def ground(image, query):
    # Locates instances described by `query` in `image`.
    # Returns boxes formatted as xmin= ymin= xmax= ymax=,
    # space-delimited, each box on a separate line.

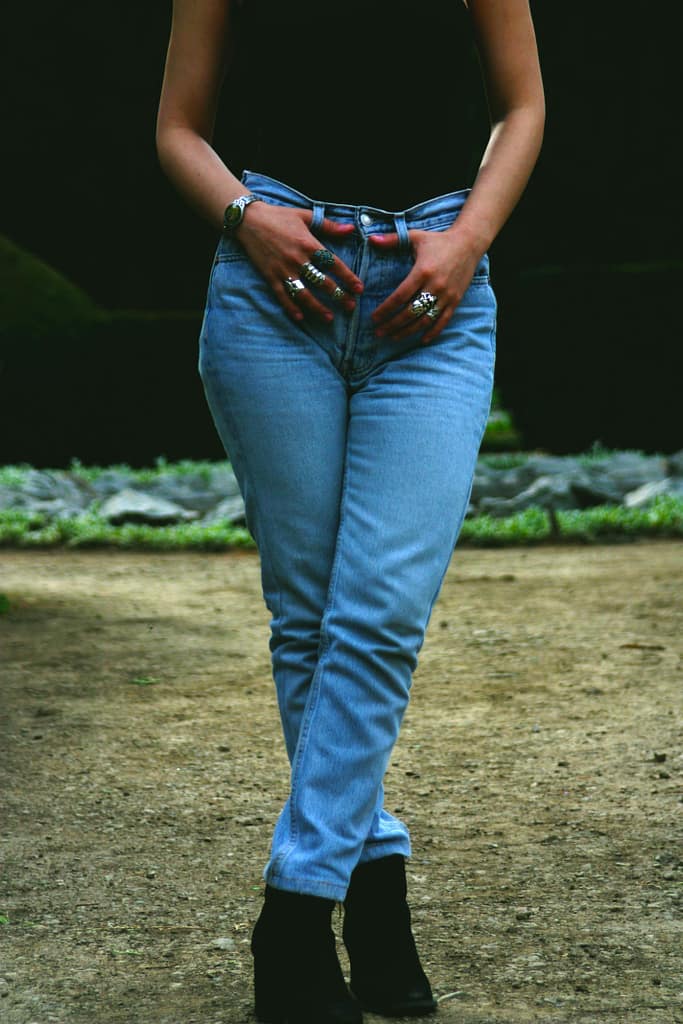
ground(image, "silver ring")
xmin=301 ymin=262 xmax=327 ymax=287
xmin=331 ymin=286 xmax=347 ymax=303
xmin=425 ymin=306 xmax=440 ymax=320
xmin=410 ymin=290 xmax=438 ymax=317
xmin=312 ymin=249 xmax=335 ymax=269
xmin=284 ymin=277 xmax=306 ymax=298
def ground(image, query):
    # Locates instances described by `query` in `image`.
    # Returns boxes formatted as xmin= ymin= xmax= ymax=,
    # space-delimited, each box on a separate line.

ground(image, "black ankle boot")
xmin=343 ymin=855 xmax=437 ymax=1017
xmin=251 ymin=884 xmax=362 ymax=1024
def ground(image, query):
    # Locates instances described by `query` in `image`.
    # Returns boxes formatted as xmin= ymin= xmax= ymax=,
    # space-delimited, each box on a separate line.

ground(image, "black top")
xmin=229 ymin=0 xmax=489 ymax=211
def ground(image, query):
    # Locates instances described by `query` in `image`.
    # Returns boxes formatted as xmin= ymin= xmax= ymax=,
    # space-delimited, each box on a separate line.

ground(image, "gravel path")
xmin=1 ymin=542 xmax=682 ymax=1023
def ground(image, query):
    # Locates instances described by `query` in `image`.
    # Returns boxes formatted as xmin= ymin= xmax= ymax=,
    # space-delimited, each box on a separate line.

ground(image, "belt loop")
xmin=393 ymin=212 xmax=410 ymax=254
xmin=311 ymin=201 xmax=326 ymax=233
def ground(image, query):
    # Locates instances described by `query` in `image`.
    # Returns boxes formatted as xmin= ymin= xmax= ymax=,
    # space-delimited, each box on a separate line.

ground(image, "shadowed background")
xmin=1 ymin=3 xmax=681 ymax=465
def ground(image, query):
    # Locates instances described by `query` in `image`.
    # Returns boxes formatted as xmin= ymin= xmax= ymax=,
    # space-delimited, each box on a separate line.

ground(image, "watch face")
xmin=225 ymin=203 xmax=242 ymax=230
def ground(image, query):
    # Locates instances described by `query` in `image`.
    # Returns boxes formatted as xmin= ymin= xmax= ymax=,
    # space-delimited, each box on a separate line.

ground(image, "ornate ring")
xmin=312 ymin=249 xmax=335 ymax=269
xmin=331 ymin=286 xmax=347 ymax=303
xmin=410 ymin=291 xmax=438 ymax=317
xmin=425 ymin=306 xmax=440 ymax=320
xmin=301 ymin=262 xmax=327 ymax=287
xmin=284 ymin=277 xmax=306 ymax=299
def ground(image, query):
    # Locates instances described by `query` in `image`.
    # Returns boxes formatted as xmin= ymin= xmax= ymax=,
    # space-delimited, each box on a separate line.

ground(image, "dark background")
xmin=1 ymin=2 xmax=681 ymax=465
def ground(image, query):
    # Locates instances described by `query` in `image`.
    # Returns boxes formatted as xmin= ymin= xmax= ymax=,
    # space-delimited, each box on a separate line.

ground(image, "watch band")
xmin=222 ymin=194 xmax=264 ymax=235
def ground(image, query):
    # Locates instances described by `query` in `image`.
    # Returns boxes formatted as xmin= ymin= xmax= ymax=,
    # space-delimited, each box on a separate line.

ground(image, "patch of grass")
xmin=459 ymin=495 xmax=683 ymax=546
xmin=0 ymin=508 xmax=253 ymax=550
xmin=130 ymin=676 xmax=159 ymax=686
xmin=478 ymin=452 xmax=531 ymax=470
xmin=0 ymin=593 xmax=10 ymax=614
xmin=0 ymin=913 xmax=10 ymax=925
xmin=1 ymin=497 xmax=682 ymax=549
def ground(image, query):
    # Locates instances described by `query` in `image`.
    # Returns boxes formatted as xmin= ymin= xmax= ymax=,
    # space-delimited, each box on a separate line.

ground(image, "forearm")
xmin=156 ymin=126 xmax=247 ymax=233
xmin=450 ymin=102 xmax=545 ymax=258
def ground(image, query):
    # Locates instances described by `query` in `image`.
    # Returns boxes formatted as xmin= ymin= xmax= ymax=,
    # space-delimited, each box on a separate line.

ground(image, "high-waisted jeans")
xmin=198 ymin=170 xmax=497 ymax=901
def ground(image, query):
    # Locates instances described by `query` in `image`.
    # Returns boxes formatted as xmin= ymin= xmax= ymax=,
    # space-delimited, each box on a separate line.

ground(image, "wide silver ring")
xmin=410 ymin=290 xmax=439 ymax=317
xmin=331 ymin=286 xmax=347 ymax=303
xmin=312 ymin=249 xmax=335 ymax=270
xmin=301 ymin=262 xmax=327 ymax=287
xmin=284 ymin=277 xmax=306 ymax=299
xmin=425 ymin=306 xmax=440 ymax=320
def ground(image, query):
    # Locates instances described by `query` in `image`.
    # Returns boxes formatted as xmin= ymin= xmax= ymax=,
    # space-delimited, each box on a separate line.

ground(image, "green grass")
xmin=1 ymin=496 xmax=681 ymax=550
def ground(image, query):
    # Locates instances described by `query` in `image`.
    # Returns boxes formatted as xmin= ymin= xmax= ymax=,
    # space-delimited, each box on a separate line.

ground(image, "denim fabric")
xmin=198 ymin=170 xmax=497 ymax=901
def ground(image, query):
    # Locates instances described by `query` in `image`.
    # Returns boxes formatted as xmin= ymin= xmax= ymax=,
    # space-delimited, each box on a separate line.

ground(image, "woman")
xmin=156 ymin=1 xmax=544 ymax=1020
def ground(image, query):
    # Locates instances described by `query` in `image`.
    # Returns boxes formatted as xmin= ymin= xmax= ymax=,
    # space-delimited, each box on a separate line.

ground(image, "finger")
xmin=273 ymin=281 xmax=306 ymax=323
xmin=372 ymin=267 xmax=425 ymax=327
xmin=275 ymin=278 xmax=334 ymax=324
xmin=315 ymin=219 xmax=364 ymax=295
xmin=320 ymin=217 xmax=356 ymax=237
xmin=420 ymin=306 xmax=453 ymax=345
xmin=368 ymin=232 xmax=400 ymax=249
xmin=303 ymin=253 xmax=358 ymax=309
xmin=383 ymin=296 xmax=446 ymax=341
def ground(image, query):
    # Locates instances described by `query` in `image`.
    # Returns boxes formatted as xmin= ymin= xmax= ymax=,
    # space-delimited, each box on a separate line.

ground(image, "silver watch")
xmin=222 ymin=194 xmax=264 ymax=235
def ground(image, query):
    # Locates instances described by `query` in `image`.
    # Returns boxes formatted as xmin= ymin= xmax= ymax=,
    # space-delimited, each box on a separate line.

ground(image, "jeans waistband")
xmin=241 ymin=169 xmax=471 ymax=251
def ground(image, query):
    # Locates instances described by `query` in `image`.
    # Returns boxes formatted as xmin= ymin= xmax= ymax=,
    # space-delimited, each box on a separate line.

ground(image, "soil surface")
xmin=1 ymin=542 xmax=682 ymax=1024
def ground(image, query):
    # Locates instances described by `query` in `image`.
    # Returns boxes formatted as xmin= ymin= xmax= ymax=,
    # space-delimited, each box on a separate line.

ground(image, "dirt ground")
xmin=1 ymin=541 xmax=682 ymax=1024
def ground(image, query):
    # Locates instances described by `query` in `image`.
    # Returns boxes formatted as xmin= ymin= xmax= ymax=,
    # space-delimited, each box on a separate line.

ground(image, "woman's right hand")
xmin=236 ymin=201 xmax=364 ymax=323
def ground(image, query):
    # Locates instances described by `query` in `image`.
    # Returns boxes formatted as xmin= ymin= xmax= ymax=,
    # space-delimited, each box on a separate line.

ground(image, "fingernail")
xmin=324 ymin=312 xmax=334 ymax=322
xmin=354 ymin=283 xmax=364 ymax=293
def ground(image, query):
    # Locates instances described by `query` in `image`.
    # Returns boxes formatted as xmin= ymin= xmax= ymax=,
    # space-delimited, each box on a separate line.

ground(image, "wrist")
xmin=444 ymin=216 xmax=492 ymax=262
xmin=222 ymin=194 xmax=264 ymax=236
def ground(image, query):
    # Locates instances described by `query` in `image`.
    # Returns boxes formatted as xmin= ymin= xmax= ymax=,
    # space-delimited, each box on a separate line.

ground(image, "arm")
xmin=155 ymin=0 xmax=363 ymax=320
xmin=451 ymin=0 xmax=546 ymax=255
xmin=371 ymin=0 xmax=545 ymax=342
xmin=155 ymin=0 xmax=244 ymax=231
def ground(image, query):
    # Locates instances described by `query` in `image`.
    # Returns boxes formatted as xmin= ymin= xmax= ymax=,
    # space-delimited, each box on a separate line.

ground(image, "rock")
xmin=201 ymin=495 xmax=246 ymax=526
xmin=209 ymin=937 xmax=235 ymax=951
xmin=624 ymin=478 xmax=683 ymax=508
xmin=147 ymin=477 xmax=226 ymax=513
xmin=98 ymin=488 xmax=200 ymax=525
xmin=594 ymin=452 xmax=668 ymax=494
xmin=87 ymin=470 xmax=138 ymax=497
xmin=479 ymin=475 xmax=580 ymax=517
xmin=21 ymin=469 xmax=91 ymax=508
xmin=207 ymin=465 xmax=241 ymax=496
xmin=0 ymin=484 xmax=22 ymax=510
xmin=569 ymin=474 xmax=624 ymax=507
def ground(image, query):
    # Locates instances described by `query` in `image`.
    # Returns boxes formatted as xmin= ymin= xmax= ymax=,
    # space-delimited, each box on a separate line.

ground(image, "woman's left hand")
xmin=369 ymin=228 xmax=483 ymax=345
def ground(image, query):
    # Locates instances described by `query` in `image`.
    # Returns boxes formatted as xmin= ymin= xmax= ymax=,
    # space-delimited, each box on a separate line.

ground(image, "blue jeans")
xmin=198 ymin=170 xmax=497 ymax=901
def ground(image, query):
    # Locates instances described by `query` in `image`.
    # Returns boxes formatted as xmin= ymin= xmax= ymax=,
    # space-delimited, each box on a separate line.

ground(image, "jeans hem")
xmin=264 ymin=869 xmax=349 ymax=903
xmin=356 ymin=841 xmax=412 ymax=866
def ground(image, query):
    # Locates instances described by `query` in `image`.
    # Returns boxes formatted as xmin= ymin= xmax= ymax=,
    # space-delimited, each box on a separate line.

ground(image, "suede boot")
xmin=343 ymin=855 xmax=437 ymax=1017
xmin=251 ymin=884 xmax=362 ymax=1024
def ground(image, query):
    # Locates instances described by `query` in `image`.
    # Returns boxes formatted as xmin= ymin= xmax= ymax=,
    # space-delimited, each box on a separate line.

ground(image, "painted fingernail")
xmin=354 ymin=283 xmax=364 ymax=293
xmin=324 ymin=312 xmax=334 ymax=322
